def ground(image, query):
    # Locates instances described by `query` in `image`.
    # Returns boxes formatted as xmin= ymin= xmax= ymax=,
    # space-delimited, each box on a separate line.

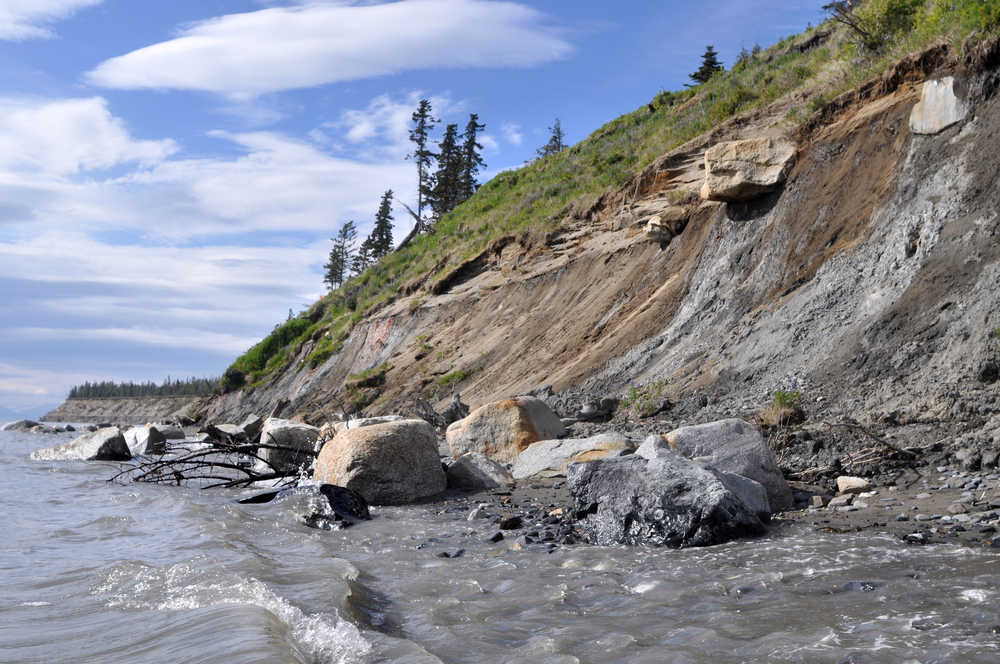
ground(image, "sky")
xmin=0 ymin=0 xmax=824 ymax=417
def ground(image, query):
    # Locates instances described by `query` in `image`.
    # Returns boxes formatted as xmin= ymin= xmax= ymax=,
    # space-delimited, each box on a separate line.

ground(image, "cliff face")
xmin=199 ymin=47 xmax=1000 ymax=439
xmin=42 ymin=396 xmax=199 ymax=425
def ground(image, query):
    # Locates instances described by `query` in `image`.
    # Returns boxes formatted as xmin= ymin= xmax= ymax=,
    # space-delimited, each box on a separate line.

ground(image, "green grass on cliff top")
xmin=226 ymin=1 xmax=999 ymax=391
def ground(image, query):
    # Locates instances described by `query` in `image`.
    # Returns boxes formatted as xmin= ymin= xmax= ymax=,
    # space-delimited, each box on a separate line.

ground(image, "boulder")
xmin=447 ymin=453 xmax=514 ymax=490
xmin=2 ymin=419 xmax=40 ymax=432
xmin=512 ymin=433 xmax=635 ymax=480
xmin=30 ymin=425 xmax=58 ymax=434
xmin=239 ymin=414 xmax=264 ymax=442
xmin=716 ymin=470 xmax=771 ymax=521
xmin=154 ymin=423 xmax=185 ymax=440
xmin=637 ymin=419 xmax=793 ymax=510
xmin=447 ymin=396 xmax=565 ymax=463
xmin=314 ymin=419 xmax=445 ymax=505
xmin=123 ymin=425 xmax=167 ymax=455
xmin=567 ymin=450 xmax=767 ymax=548
xmin=910 ymin=76 xmax=967 ymax=135
xmin=30 ymin=427 xmax=131 ymax=461
xmin=836 ymin=475 xmax=870 ymax=494
xmin=700 ymin=138 xmax=796 ymax=202
xmin=259 ymin=418 xmax=321 ymax=472
xmin=239 ymin=484 xmax=370 ymax=530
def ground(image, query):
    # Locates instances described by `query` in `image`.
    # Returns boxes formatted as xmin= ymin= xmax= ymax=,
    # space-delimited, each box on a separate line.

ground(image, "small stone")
xmin=487 ymin=531 xmax=504 ymax=543
xmin=828 ymin=495 xmax=853 ymax=508
xmin=896 ymin=514 xmax=910 ymax=522
xmin=916 ymin=493 xmax=932 ymax=500
xmin=499 ymin=515 xmax=523 ymax=530
xmin=915 ymin=514 xmax=933 ymax=521
xmin=811 ymin=495 xmax=827 ymax=508
xmin=948 ymin=503 xmax=969 ymax=514
xmin=853 ymin=501 xmax=869 ymax=509
xmin=548 ymin=507 xmax=564 ymax=517
xmin=837 ymin=505 xmax=860 ymax=513
xmin=467 ymin=503 xmax=491 ymax=520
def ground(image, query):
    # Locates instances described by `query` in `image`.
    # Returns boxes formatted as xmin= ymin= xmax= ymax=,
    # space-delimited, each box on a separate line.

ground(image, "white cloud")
xmin=0 ymin=97 xmax=177 ymax=175
xmin=0 ymin=0 xmax=101 ymax=40
xmin=501 ymin=122 xmax=523 ymax=146
xmin=87 ymin=0 xmax=572 ymax=97
xmin=335 ymin=91 xmax=456 ymax=159
xmin=480 ymin=134 xmax=499 ymax=152
xmin=0 ymin=363 xmax=93 ymax=409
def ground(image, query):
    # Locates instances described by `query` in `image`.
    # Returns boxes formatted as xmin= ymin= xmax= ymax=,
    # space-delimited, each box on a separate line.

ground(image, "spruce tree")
xmin=407 ymin=99 xmax=438 ymax=229
xmin=689 ymin=45 xmax=724 ymax=85
xmin=429 ymin=123 xmax=462 ymax=221
xmin=459 ymin=113 xmax=486 ymax=201
xmin=370 ymin=189 xmax=394 ymax=259
xmin=323 ymin=220 xmax=357 ymax=290
xmin=351 ymin=236 xmax=374 ymax=276
xmin=536 ymin=118 xmax=565 ymax=158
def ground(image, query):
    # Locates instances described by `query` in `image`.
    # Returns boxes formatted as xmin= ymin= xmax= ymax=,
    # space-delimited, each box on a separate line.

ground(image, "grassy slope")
xmin=223 ymin=0 xmax=999 ymax=394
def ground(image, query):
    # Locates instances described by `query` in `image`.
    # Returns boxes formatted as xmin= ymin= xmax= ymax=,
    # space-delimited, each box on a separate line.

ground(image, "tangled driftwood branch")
xmin=108 ymin=440 xmax=318 ymax=490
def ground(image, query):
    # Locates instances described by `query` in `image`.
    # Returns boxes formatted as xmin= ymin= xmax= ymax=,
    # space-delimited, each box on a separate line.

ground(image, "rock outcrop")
xmin=259 ymin=418 xmax=321 ymax=472
xmin=644 ymin=207 xmax=689 ymax=243
xmin=910 ymin=76 xmax=967 ymax=134
xmin=636 ymin=419 xmax=793 ymax=510
xmin=446 ymin=452 xmax=514 ymax=490
xmin=512 ymin=432 xmax=635 ymax=479
xmin=567 ymin=450 xmax=767 ymax=547
xmin=2 ymin=420 xmax=40 ymax=432
xmin=700 ymin=137 xmax=796 ymax=201
xmin=30 ymin=427 xmax=131 ymax=461
xmin=314 ymin=419 xmax=445 ymax=505
xmin=447 ymin=396 xmax=565 ymax=463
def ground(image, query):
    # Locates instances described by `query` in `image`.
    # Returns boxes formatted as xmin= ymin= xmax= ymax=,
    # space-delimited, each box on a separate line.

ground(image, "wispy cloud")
xmin=87 ymin=0 xmax=573 ymax=97
xmin=0 ymin=0 xmax=101 ymax=40
xmin=501 ymin=122 xmax=523 ymax=146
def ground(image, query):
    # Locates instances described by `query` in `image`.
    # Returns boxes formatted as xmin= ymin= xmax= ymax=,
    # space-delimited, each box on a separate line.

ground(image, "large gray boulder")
xmin=123 ymin=425 xmax=167 ymax=455
xmin=447 ymin=453 xmax=514 ymax=491
xmin=567 ymin=451 xmax=766 ymax=548
xmin=347 ymin=415 xmax=405 ymax=429
xmin=259 ymin=418 xmax=321 ymax=472
xmin=314 ymin=419 xmax=445 ymax=505
xmin=447 ymin=396 xmax=565 ymax=463
xmin=239 ymin=414 xmax=264 ymax=442
xmin=637 ymin=419 xmax=793 ymax=510
xmin=910 ymin=76 xmax=966 ymax=135
xmin=700 ymin=138 xmax=796 ymax=202
xmin=30 ymin=427 xmax=131 ymax=461
xmin=512 ymin=432 xmax=635 ymax=480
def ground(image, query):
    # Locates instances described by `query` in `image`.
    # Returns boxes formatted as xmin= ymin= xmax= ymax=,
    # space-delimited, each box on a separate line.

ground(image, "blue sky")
xmin=0 ymin=0 xmax=823 ymax=416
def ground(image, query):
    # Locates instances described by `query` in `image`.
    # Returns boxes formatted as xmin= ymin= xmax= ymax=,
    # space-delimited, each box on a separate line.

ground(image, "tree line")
xmin=68 ymin=376 xmax=219 ymax=399
xmin=323 ymin=99 xmax=489 ymax=290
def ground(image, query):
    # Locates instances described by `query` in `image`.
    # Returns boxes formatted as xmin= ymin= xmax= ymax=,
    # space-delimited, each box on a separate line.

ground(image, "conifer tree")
xmin=459 ymin=113 xmax=486 ymax=200
xmin=407 ymin=99 xmax=438 ymax=230
xmin=689 ymin=45 xmax=724 ymax=85
xmin=429 ymin=123 xmax=463 ymax=221
xmin=323 ymin=220 xmax=357 ymax=290
xmin=536 ymin=118 xmax=565 ymax=158
xmin=370 ymin=189 xmax=394 ymax=259
xmin=351 ymin=236 xmax=374 ymax=276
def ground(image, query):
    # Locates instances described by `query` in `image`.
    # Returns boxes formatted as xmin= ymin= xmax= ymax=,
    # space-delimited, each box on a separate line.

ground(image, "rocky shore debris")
xmin=30 ymin=426 xmax=132 ymax=461
xmin=447 ymin=396 xmax=565 ymax=463
xmin=2 ymin=420 xmax=76 ymax=434
xmin=239 ymin=483 xmax=371 ymax=530
xmin=314 ymin=418 xmax=445 ymax=505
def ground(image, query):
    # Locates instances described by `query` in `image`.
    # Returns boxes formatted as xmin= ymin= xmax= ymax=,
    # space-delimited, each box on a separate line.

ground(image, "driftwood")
xmin=108 ymin=438 xmax=318 ymax=490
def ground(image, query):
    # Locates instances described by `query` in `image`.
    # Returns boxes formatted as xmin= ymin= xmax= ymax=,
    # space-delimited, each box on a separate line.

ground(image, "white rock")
xmin=910 ymin=77 xmax=967 ymax=135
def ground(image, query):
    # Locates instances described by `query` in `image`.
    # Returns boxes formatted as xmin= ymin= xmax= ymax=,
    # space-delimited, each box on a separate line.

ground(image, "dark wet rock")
xmin=2 ymin=420 xmax=40 ymax=432
xmin=203 ymin=423 xmax=248 ymax=444
xmin=487 ymin=531 xmax=504 ymax=543
xmin=239 ymin=483 xmax=370 ymax=529
xmin=29 ymin=426 xmax=131 ymax=461
xmin=436 ymin=549 xmax=465 ymax=558
xmin=239 ymin=414 xmax=263 ymax=442
xmin=499 ymin=515 xmax=523 ymax=530
xmin=567 ymin=450 xmax=766 ymax=548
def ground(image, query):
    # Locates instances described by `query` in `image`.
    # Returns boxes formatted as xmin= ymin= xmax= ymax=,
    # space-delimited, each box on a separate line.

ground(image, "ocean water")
xmin=3 ymin=426 xmax=1000 ymax=664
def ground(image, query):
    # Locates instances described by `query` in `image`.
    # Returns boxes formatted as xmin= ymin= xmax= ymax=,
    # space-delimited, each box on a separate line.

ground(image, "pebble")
xmin=915 ymin=514 xmax=933 ymax=521
xmin=837 ymin=506 xmax=860 ymax=513
xmin=895 ymin=514 xmax=910 ymax=522
xmin=486 ymin=531 xmax=504 ymax=543
xmin=828 ymin=495 xmax=853 ymax=508
xmin=916 ymin=493 xmax=932 ymax=500
xmin=467 ymin=504 xmax=491 ymax=520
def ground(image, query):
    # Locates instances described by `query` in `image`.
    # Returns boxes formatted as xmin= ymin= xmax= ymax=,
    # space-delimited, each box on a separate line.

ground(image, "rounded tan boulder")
xmin=700 ymin=138 xmax=796 ymax=202
xmin=313 ymin=418 xmax=445 ymax=505
xmin=446 ymin=395 xmax=565 ymax=464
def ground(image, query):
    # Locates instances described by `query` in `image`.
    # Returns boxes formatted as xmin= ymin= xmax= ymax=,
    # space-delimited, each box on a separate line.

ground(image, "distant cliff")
xmin=42 ymin=396 xmax=202 ymax=425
